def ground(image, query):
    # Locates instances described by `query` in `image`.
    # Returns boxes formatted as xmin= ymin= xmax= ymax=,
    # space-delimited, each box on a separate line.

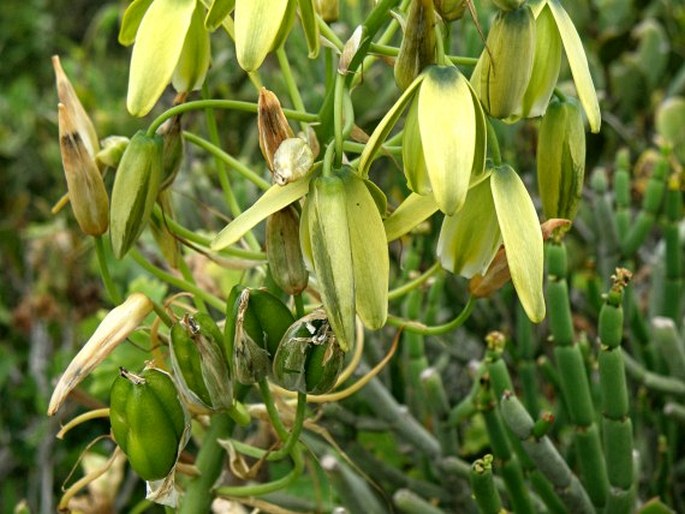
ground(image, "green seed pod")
xmin=434 ymin=0 xmax=466 ymax=21
xmin=394 ymin=0 xmax=437 ymax=91
xmin=536 ymin=99 xmax=586 ymax=221
xmin=228 ymin=287 xmax=295 ymax=384
xmin=109 ymin=367 xmax=186 ymax=481
xmin=169 ymin=313 xmax=233 ymax=413
xmin=149 ymin=190 xmax=181 ymax=269
xmin=266 ymin=207 xmax=309 ymax=295
xmin=470 ymin=5 xmax=536 ymax=119
xmin=110 ymin=130 xmax=163 ymax=259
xmin=272 ymin=310 xmax=345 ymax=394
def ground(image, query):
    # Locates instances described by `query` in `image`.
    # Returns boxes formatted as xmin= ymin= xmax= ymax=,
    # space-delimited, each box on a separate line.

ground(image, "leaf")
xmin=491 ymin=165 xmax=546 ymax=322
xmin=419 ymin=66 xmax=476 ymax=215
xmin=548 ymin=0 xmax=601 ymax=133
xmin=384 ymin=193 xmax=439 ymax=242
xmin=211 ymin=177 xmax=312 ymax=250
xmin=234 ymin=0 xmax=290 ymax=71
xmin=342 ymin=171 xmax=388 ymax=329
xmin=298 ymin=0 xmax=320 ymax=59
xmin=118 ymin=0 xmax=154 ymax=46
xmin=172 ymin=3 xmax=211 ymax=93
xmin=358 ymin=74 xmax=424 ymax=177
xmin=437 ymin=177 xmax=501 ymax=278
xmin=402 ymin=97 xmax=431 ymax=195
xmin=127 ymin=0 xmax=196 ymax=116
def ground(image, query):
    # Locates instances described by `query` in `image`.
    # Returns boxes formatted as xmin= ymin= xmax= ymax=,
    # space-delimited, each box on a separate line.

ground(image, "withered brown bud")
xmin=258 ymin=88 xmax=294 ymax=171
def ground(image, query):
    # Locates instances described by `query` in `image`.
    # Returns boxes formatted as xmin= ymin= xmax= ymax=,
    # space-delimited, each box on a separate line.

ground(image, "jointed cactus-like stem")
xmin=500 ymin=391 xmax=595 ymax=514
xmin=597 ymin=268 xmax=636 ymax=513
xmin=662 ymin=172 xmax=683 ymax=321
xmin=546 ymin=240 xmax=609 ymax=509
xmin=470 ymin=455 xmax=504 ymax=514
xmin=516 ymin=303 xmax=541 ymax=419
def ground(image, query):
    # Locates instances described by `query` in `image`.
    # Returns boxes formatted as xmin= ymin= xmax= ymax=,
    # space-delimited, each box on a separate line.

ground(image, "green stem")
xmin=146 ymin=99 xmax=318 ymax=136
xmin=317 ymin=14 xmax=344 ymax=50
xmin=258 ymin=379 xmax=288 ymax=439
xmin=388 ymin=262 xmax=441 ymax=301
xmin=182 ymin=131 xmax=271 ymax=191
xmin=386 ymin=296 xmax=475 ymax=335
xmin=152 ymin=205 xmax=266 ymax=260
xmin=269 ymin=391 xmax=307 ymax=461
xmin=177 ymin=254 xmax=207 ymax=313
xmin=94 ymin=236 xmax=121 ymax=305
xmin=294 ymin=293 xmax=305 ymax=318
xmin=129 ymin=248 xmax=225 ymax=312
xmin=486 ymin=119 xmax=502 ymax=166
xmin=333 ymin=72 xmax=346 ymax=168
xmin=368 ymin=43 xmax=479 ymax=67
xmin=276 ymin=48 xmax=307 ymax=128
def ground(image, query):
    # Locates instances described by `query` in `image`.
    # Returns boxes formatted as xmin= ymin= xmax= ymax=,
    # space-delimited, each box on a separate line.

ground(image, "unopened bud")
xmin=96 ymin=136 xmax=130 ymax=169
xmin=394 ymin=0 xmax=437 ymax=91
xmin=434 ymin=0 xmax=466 ymax=21
xmin=273 ymin=138 xmax=314 ymax=185
xmin=266 ymin=207 xmax=309 ymax=294
xmin=110 ymin=130 xmax=163 ymax=259
xmin=315 ymin=0 xmax=339 ymax=22
xmin=157 ymin=114 xmax=184 ymax=190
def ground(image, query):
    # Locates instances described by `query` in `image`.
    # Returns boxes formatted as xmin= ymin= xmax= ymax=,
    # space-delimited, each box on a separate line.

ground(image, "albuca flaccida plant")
xmin=45 ymin=0 xmax=685 ymax=512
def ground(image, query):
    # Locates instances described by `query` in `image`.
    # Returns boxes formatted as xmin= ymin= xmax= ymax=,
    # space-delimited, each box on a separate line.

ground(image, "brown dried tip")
xmin=258 ymin=88 xmax=294 ymax=171
xmin=469 ymin=218 xmax=571 ymax=298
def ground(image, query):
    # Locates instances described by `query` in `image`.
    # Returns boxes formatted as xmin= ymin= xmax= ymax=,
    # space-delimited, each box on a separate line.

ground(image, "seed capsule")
xmin=169 ymin=313 xmax=233 ymax=413
xmin=394 ymin=0 xmax=437 ymax=91
xmin=109 ymin=367 xmax=187 ymax=481
xmin=266 ymin=207 xmax=309 ymax=295
xmin=272 ymin=310 xmax=345 ymax=394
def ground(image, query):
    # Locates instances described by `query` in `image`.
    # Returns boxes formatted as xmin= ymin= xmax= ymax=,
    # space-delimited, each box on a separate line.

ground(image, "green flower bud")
xmin=315 ymin=0 xmax=339 ymax=22
xmin=169 ymin=313 xmax=233 ymax=413
xmin=266 ymin=207 xmax=309 ymax=295
xmin=149 ymin=190 xmax=181 ymax=269
xmin=394 ymin=0 xmax=437 ymax=91
xmin=227 ymin=286 xmax=295 ymax=384
xmin=470 ymin=6 xmax=536 ymax=119
xmin=110 ymin=130 xmax=163 ymax=259
xmin=109 ymin=367 xmax=187 ymax=481
xmin=96 ymin=136 xmax=130 ymax=170
xmin=272 ymin=310 xmax=345 ymax=394
xmin=536 ymin=99 xmax=586 ymax=221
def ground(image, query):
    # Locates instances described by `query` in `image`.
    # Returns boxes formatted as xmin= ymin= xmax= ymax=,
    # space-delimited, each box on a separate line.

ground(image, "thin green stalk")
xmin=182 ymin=131 xmax=271 ymax=191
xmin=258 ymin=379 xmax=288 ymax=439
xmin=486 ymin=120 xmax=502 ymax=166
xmin=201 ymin=86 xmax=261 ymax=252
xmin=276 ymin=48 xmax=307 ymax=130
xmin=333 ymin=72 xmax=346 ymax=168
xmin=177 ymin=253 xmax=207 ymax=313
xmin=146 ymin=99 xmax=318 ymax=136
xmin=152 ymin=205 xmax=266 ymax=260
xmin=94 ymin=236 xmax=121 ymax=305
xmin=367 ymin=42 xmax=479 ymax=67
xmin=129 ymin=248 xmax=225 ymax=311
xmin=214 ymin=447 xmax=305 ymax=497
xmin=268 ymin=391 xmax=307 ymax=461
xmin=388 ymin=262 xmax=441 ymax=301
xmin=294 ymin=293 xmax=305 ymax=318
xmin=317 ymin=15 xmax=344 ymax=50
xmin=386 ymin=296 xmax=475 ymax=335
xmin=178 ymin=412 xmax=237 ymax=513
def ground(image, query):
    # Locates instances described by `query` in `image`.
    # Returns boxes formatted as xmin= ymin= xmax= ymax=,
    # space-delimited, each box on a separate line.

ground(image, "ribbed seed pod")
xmin=537 ymin=99 xmax=586 ymax=221
xmin=109 ymin=367 xmax=187 ymax=481
xmin=169 ymin=313 xmax=233 ymax=413
xmin=110 ymin=130 xmax=163 ymax=259
xmin=157 ymin=114 xmax=184 ymax=191
xmin=394 ymin=0 xmax=436 ymax=91
xmin=272 ymin=309 xmax=345 ymax=394
xmin=228 ymin=286 xmax=295 ymax=384
xmin=266 ymin=206 xmax=309 ymax=295
xmin=470 ymin=5 xmax=536 ymax=119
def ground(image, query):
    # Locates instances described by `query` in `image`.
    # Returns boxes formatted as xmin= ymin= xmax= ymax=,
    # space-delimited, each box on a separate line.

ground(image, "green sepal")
xmin=118 ymin=0 xmax=154 ymax=46
xmin=172 ymin=2 xmax=211 ymax=93
xmin=298 ymin=0 xmax=320 ymax=58
xmin=205 ymin=0 xmax=235 ymax=32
